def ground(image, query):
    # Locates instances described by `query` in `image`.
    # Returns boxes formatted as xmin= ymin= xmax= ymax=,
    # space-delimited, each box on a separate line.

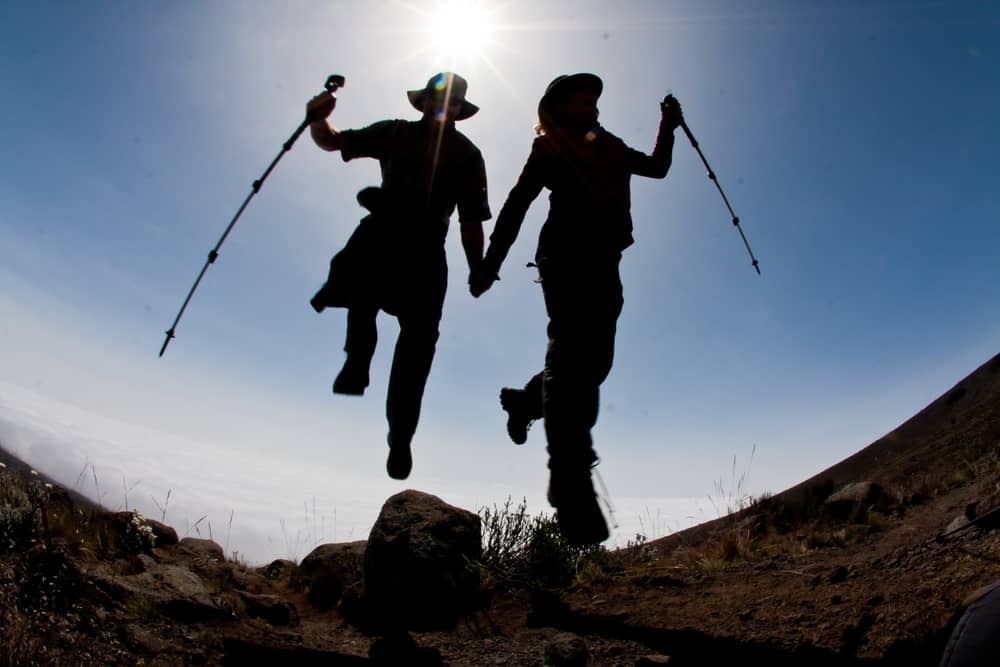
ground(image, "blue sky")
xmin=1 ymin=1 xmax=998 ymax=563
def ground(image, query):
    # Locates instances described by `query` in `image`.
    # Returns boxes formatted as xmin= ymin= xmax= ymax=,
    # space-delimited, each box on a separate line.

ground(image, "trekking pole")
xmin=159 ymin=74 xmax=346 ymax=357
xmin=670 ymin=97 xmax=760 ymax=275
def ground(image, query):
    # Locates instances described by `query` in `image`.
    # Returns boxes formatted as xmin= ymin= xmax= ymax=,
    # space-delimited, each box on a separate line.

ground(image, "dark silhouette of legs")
xmin=384 ymin=311 xmax=440 ymax=479
xmin=334 ymin=305 xmax=378 ymax=395
xmin=383 ymin=252 xmax=447 ymax=480
xmin=535 ymin=258 xmax=623 ymax=545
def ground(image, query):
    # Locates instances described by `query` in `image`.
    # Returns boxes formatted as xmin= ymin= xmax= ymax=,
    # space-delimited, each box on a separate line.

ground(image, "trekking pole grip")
xmin=325 ymin=74 xmax=346 ymax=93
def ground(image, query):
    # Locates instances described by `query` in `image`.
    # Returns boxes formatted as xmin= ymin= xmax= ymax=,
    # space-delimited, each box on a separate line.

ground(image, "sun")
xmin=420 ymin=0 xmax=502 ymax=65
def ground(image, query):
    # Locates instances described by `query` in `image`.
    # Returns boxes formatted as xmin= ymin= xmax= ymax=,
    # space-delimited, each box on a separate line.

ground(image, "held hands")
xmin=660 ymin=94 xmax=683 ymax=130
xmin=468 ymin=261 xmax=498 ymax=298
xmin=306 ymin=91 xmax=337 ymax=122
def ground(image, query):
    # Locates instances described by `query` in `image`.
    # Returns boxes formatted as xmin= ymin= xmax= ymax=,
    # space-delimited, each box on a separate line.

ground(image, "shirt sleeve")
xmin=457 ymin=149 xmax=492 ymax=225
xmin=626 ymin=120 xmax=675 ymax=178
xmin=483 ymin=138 xmax=548 ymax=272
xmin=339 ymin=119 xmax=399 ymax=162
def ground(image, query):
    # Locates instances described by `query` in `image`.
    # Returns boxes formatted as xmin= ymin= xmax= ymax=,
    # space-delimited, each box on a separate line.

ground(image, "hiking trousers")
xmin=519 ymin=257 xmax=624 ymax=475
xmin=343 ymin=247 xmax=447 ymax=444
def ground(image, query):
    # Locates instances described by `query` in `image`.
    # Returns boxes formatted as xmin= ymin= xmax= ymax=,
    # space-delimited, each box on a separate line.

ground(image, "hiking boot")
xmin=500 ymin=387 xmax=535 ymax=445
xmin=333 ymin=357 xmax=370 ymax=396
xmin=309 ymin=287 xmax=329 ymax=313
xmin=386 ymin=432 xmax=412 ymax=480
xmin=548 ymin=469 xmax=609 ymax=546
xmin=556 ymin=502 xmax=609 ymax=546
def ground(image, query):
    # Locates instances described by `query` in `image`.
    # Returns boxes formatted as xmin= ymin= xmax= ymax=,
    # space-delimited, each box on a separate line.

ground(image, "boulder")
xmin=240 ymin=591 xmax=298 ymax=626
xmin=145 ymin=519 xmax=178 ymax=547
xmin=297 ymin=540 xmax=367 ymax=610
xmin=132 ymin=565 xmax=227 ymax=622
xmin=824 ymin=481 xmax=892 ymax=520
xmin=178 ymin=537 xmax=225 ymax=563
xmin=364 ymin=490 xmax=482 ymax=631
xmin=940 ymin=580 xmax=1000 ymax=666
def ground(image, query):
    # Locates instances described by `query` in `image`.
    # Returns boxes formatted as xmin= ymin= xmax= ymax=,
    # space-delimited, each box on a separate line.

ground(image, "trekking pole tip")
xmin=159 ymin=329 xmax=175 ymax=357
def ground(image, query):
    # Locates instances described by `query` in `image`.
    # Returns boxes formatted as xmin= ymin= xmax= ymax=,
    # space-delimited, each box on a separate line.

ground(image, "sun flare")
xmin=422 ymin=0 xmax=500 ymax=64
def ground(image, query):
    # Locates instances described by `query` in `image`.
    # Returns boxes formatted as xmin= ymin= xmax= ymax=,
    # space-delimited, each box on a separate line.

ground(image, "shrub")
xmin=0 ymin=466 xmax=51 ymax=552
xmin=478 ymin=497 xmax=606 ymax=591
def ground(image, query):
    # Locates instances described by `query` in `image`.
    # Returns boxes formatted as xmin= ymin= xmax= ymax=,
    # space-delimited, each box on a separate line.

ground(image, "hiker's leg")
xmin=344 ymin=304 xmax=378 ymax=363
xmin=386 ymin=313 xmax=440 ymax=443
xmin=582 ymin=264 xmax=625 ymax=403
xmin=334 ymin=304 xmax=378 ymax=395
xmin=522 ymin=372 xmax=545 ymax=415
xmin=537 ymin=260 xmax=622 ymax=545
xmin=539 ymin=264 xmax=620 ymax=470
xmin=542 ymin=336 xmax=598 ymax=470
xmin=385 ymin=258 xmax=447 ymax=446
xmin=543 ymin=331 xmax=607 ymax=546
xmin=544 ymin=260 xmax=624 ymax=454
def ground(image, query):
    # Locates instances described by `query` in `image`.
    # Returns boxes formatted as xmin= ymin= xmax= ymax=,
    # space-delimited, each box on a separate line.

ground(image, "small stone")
xmin=944 ymin=515 xmax=971 ymax=536
xmin=544 ymin=632 xmax=588 ymax=666
xmin=828 ymin=566 xmax=849 ymax=583
xmin=636 ymin=656 xmax=671 ymax=666
xmin=258 ymin=559 xmax=296 ymax=579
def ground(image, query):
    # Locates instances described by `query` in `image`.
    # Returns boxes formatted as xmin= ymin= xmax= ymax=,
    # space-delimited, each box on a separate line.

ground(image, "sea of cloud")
xmin=0 ymin=381 xmax=708 ymax=564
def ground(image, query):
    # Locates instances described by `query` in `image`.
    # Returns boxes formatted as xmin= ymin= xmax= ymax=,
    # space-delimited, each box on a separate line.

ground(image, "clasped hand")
xmin=468 ymin=263 xmax=498 ymax=298
xmin=307 ymin=92 xmax=336 ymax=121
xmin=660 ymin=94 xmax=683 ymax=130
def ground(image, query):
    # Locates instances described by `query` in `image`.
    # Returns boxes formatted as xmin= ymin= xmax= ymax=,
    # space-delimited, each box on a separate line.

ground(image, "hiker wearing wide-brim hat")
xmin=305 ymin=74 xmax=491 ymax=481
xmin=536 ymin=72 xmax=604 ymax=135
xmin=406 ymin=72 xmax=480 ymax=121
xmin=469 ymin=73 xmax=685 ymax=547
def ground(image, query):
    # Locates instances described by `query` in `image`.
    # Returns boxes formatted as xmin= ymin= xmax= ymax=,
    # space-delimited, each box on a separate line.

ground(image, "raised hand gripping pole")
xmin=675 ymin=107 xmax=760 ymax=275
xmin=159 ymin=74 xmax=346 ymax=357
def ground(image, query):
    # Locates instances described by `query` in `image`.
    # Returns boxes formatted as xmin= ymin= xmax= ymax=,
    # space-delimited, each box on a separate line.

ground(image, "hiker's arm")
xmin=629 ymin=95 xmax=681 ymax=178
xmin=307 ymin=92 xmax=345 ymax=152
xmin=460 ymin=222 xmax=485 ymax=273
xmin=457 ymin=152 xmax=492 ymax=292
xmin=483 ymin=142 xmax=546 ymax=272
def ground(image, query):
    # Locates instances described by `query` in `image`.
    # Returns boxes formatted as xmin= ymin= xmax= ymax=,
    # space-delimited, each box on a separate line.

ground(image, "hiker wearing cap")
xmin=306 ymin=72 xmax=491 ymax=480
xmin=469 ymin=73 xmax=683 ymax=545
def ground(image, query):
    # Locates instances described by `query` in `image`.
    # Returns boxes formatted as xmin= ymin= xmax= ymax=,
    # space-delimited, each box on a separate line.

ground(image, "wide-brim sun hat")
xmin=407 ymin=72 xmax=479 ymax=120
xmin=540 ymin=72 xmax=603 ymax=107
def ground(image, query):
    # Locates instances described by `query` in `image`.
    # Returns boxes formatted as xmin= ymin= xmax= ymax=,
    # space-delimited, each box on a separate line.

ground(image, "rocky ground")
xmin=1 ymin=351 xmax=999 ymax=666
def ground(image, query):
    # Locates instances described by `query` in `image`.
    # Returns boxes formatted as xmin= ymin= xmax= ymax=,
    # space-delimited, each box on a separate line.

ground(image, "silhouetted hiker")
xmin=469 ymin=73 xmax=682 ymax=545
xmin=307 ymin=72 xmax=491 ymax=480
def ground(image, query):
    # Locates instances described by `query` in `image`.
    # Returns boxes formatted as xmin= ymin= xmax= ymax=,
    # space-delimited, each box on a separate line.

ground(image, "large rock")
xmin=145 ymin=519 xmax=178 ymax=547
xmin=364 ymin=490 xmax=482 ymax=631
xmin=178 ymin=537 xmax=225 ymax=563
xmin=297 ymin=540 xmax=367 ymax=610
xmin=240 ymin=591 xmax=298 ymax=626
xmin=824 ymin=481 xmax=892 ymax=520
xmin=130 ymin=565 xmax=227 ymax=622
